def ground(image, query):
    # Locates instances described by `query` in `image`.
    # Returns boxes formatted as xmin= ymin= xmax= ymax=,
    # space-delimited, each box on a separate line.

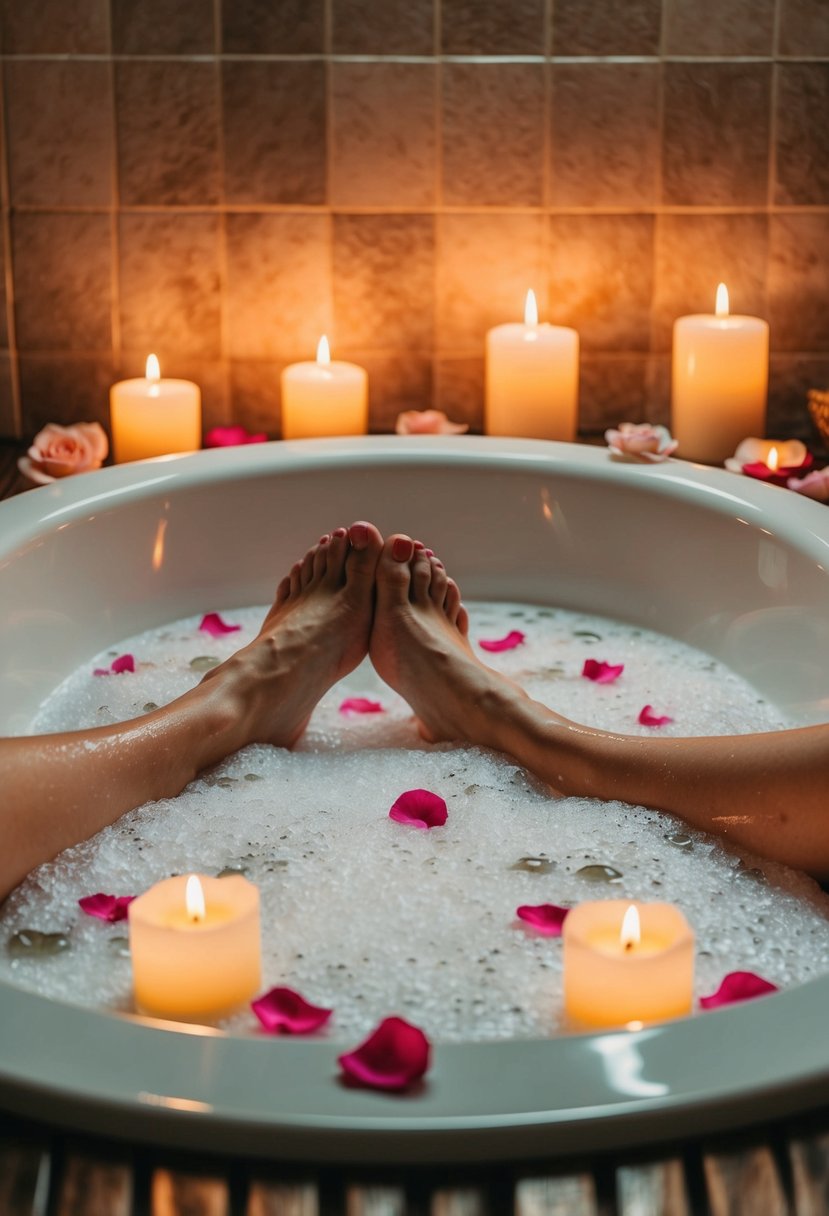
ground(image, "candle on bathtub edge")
xmin=563 ymin=901 xmax=694 ymax=1030
xmin=280 ymin=336 xmax=368 ymax=439
xmin=485 ymin=290 xmax=579 ymax=441
xmin=128 ymin=873 xmax=261 ymax=1022
xmin=110 ymin=355 xmax=201 ymax=464
xmin=672 ymin=284 xmax=769 ymax=466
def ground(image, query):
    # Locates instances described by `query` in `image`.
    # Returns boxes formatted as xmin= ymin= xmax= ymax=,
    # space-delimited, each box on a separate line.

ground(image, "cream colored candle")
xmin=110 ymin=355 xmax=201 ymax=464
xmin=485 ymin=290 xmax=579 ymax=441
xmin=281 ymin=336 xmax=368 ymax=439
xmin=129 ymin=874 xmax=261 ymax=1022
xmin=563 ymin=901 xmax=694 ymax=1030
xmin=672 ymin=284 xmax=769 ymax=465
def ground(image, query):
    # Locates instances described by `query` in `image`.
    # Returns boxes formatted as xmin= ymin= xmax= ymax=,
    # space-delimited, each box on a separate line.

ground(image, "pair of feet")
xmin=217 ymin=521 xmax=513 ymax=753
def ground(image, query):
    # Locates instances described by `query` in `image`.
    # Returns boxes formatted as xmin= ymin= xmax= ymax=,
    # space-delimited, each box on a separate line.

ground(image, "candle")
xmin=129 ymin=873 xmax=261 ymax=1022
xmin=563 ymin=900 xmax=694 ymax=1030
xmin=672 ymin=284 xmax=769 ymax=465
xmin=485 ymin=290 xmax=579 ymax=441
xmin=280 ymin=336 xmax=368 ymax=439
xmin=110 ymin=355 xmax=201 ymax=464
xmin=726 ymin=437 xmax=812 ymax=487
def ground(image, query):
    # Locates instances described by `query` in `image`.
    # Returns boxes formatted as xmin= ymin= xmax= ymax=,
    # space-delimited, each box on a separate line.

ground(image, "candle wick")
xmin=624 ymin=939 xmax=634 ymax=953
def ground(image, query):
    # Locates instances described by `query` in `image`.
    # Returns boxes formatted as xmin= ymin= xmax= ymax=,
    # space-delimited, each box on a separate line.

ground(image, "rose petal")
xmin=204 ymin=425 xmax=268 ymax=447
xmin=582 ymin=659 xmax=624 ymax=684
xmin=110 ymin=653 xmax=136 ymax=674
xmin=251 ymin=986 xmax=333 ymax=1035
xmin=700 ymin=971 xmax=779 ymax=1010
xmin=199 ymin=612 xmax=242 ymax=637
xmin=395 ymin=409 xmax=469 ymax=435
xmin=478 ymin=630 xmax=525 ymax=653
xmin=788 ymin=468 xmax=829 ymax=503
xmin=516 ymin=904 xmax=570 ymax=935
xmin=389 ymin=789 xmax=448 ymax=830
xmin=92 ymin=668 xmax=111 ymax=677
xmin=339 ymin=697 xmax=385 ymax=716
xmin=338 ymin=1016 xmax=431 ymax=1090
xmin=638 ymin=704 xmax=674 ymax=727
xmin=78 ymin=893 xmax=135 ymax=922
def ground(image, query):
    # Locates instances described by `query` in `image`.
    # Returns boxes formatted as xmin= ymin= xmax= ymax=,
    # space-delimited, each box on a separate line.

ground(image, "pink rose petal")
xmin=479 ymin=630 xmax=525 ymax=653
xmin=516 ymin=904 xmax=570 ymax=935
xmin=638 ymin=704 xmax=674 ymax=727
xmin=204 ymin=425 xmax=268 ymax=447
xmin=389 ymin=789 xmax=448 ymax=830
xmin=338 ymin=1016 xmax=431 ymax=1090
xmin=700 ymin=971 xmax=779 ymax=1010
xmin=199 ymin=612 xmax=242 ymax=638
xmin=582 ymin=659 xmax=624 ymax=684
xmin=78 ymin=893 xmax=135 ymax=922
xmin=339 ymin=697 xmax=385 ymax=716
xmin=251 ymin=986 xmax=333 ymax=1035
xmin=94 ymin=654 xmax=136 ymax=676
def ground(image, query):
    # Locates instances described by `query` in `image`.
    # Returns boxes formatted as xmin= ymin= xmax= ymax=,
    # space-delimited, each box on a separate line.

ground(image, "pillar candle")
xmin=281 ymin=336 xmax=368 ymax=439
xmin=563 ymin=900 xmax=694 ymax=1030
xmin=110 ymin=355 xmax=201 ymax=464
xmin=485 ymin=291 xmax=579 ymax=441
xmin=672 ymin=284 xmax=769 ymax=465
xmin=129 ymin=873 xmax=261 ymax=1022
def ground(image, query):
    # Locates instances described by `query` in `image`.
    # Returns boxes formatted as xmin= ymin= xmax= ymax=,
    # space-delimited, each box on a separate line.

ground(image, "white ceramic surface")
xmin=0 ymin=437 xmax=827 ymax=1162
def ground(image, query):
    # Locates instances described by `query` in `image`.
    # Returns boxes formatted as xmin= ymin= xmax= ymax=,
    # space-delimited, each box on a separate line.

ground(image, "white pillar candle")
xmin=281 ymin=336 xmax=368 ymax=439
xmin=110 ymin=355 xmax=201 ymax=464
xmin=563 ymin=900 xmax=695 ymax=1030
xmin=485 ymin=290 xmax=579 ymax=441
xmin=672 ymin=284 xmax=769 ymax=465
xmin=129 ymin=873 xmax=261 ymax=1023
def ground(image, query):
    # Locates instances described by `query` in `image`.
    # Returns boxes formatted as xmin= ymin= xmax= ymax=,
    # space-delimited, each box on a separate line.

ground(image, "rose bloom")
xmin=28 ymin=422 xmax=108 ymax=478
xmin=605 ymin=422 xmax=677 ymax=461
xmin=788 ymin=467 xmax=829 ymax=503
xmin=395 ymin=410 xmax=468 ymax=435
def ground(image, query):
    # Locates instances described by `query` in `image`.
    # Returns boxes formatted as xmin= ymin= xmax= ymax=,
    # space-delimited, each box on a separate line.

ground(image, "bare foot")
xmin=206 ymin=522 xmax=383 ymax=748
xmin=369 ymin=534 xmax=523 ymax=746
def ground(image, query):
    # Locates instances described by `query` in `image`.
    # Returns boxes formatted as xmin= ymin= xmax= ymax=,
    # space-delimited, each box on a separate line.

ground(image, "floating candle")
xmin=563 ymin=900 xmax=694 ymax=1030
xmin=280 ymin=336 xmax=368 ymax=439
xmin=110 ymin=355 xmax=201 ymax=464
xmin=725 ymin=437 xmax=812 ymax=487
xmin=671 ymin=283 xmax=769 ymax=466
xmin=128 ymin=873 xmax=261 ymax=1022
xmin=485 ymin=290 xmax=579 ymax=441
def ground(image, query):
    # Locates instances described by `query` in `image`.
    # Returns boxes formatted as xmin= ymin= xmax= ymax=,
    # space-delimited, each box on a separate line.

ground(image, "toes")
xmin=457 ymin=604 xmax=470 ymax=636
xmin=289 ymin=559 xmax=302 ymax=598
xmin=324 ymin=527 xmax=349 ymax=587
xmin=274 ymin=575 xmax=291 ymax=607
xmin=445 ymin=578 xmax=461 ymax=623
xmin=376 ymin=533 xmax=414 ymax=607
xmin=301 ymin=545 xmax=318 ymax=589
xmin=428 ymin=556 xmax=448 ymax=608
xmin=345 ymin=521 xmax=384 ymax=593
xmin=411 ymin=548 xmax=432 ymax=603
xmin=312 ymin=535 xmax=330 ymax=582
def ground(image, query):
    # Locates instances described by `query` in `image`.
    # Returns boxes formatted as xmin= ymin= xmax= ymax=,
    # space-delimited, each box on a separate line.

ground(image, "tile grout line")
xmin=213 ymin=0 xmax=232 ymax=422
xmin=0 ymin=55 xmax=21 ymax=435
xmin=106 ymin=0 xmax=121 ymax=376
xmin=432 ymin=0 xmax=442 ymax=405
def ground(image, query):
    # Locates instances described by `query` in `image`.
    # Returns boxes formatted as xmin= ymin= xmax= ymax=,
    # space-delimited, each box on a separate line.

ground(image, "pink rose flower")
xmin=204 ymin=425 xmax=268 ymax=447
xmin=395 ymin=410 xmax=469 ymax=436
xmin=787 ymin=467 xmax=829 ymax=503
xmin=28 ymin=422 xmax=108 ymax=478
xmin=605 ymin=423 xmax=677 ymax=463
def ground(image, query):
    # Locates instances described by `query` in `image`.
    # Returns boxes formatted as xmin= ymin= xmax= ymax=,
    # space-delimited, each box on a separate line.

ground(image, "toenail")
xmin=425 ymin=548 xmax=434 ymax=557
xmin=319 ymin=534 xmax=329 ymax=544
xmin=350 ymin=524 xmax=368 ymax=549
xmin=393 ymin=537 xmax=413 ymax=561
xmin=413 ymin=541 xmax=424 ymax=550
xmin=434 ymin=560 xmax=444 ymax=569
xmin=334 ymin=527 xmax=347 ymax=537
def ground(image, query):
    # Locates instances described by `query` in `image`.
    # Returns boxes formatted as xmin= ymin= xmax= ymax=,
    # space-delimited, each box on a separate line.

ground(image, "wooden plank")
xmin=346 ymin=1186 xmax=407 ymax=1216
xmin=151 ymin=1168 xmax=229 ymax=1216
xmin=246 ymin=1183 xmax=319 ymax=1216
xmin=55 ymin=1152 xmax=132 ymax=1216
xmin=515 ymin=1174 xmax=597 ymax=1215
xmin=616 ymin=1161 xmax=689 ymax=1216
xmin=0 ymin=1140 xmax=51 ymax=1216
xmin=789 ymin=1129 xmax=829 ymax=1216
xmin=703 ymin=1145 xmax=788 ymax=1216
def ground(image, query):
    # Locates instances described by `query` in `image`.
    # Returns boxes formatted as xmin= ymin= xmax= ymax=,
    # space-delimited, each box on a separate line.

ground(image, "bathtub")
xmin=0 ymin=435 xmax=828 ymax=1165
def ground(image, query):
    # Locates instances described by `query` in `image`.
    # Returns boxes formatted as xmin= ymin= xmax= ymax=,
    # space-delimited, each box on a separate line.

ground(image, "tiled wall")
xmin=0 ymin=0 xmax=828 ymax=444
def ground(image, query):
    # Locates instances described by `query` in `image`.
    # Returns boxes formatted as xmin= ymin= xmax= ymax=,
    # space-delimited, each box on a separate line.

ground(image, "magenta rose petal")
xmin=338 ymin=1016 xmax=431 ymax=1090
xmin=389 ymin=789 xmax=448 ymax=830
xmin=110 ymin=653 xmax=136 ymax=675
xmin=251 ymin=986 xmax=333 ymax=1035
xmin=700 ymin=971 xmax=779 ymax=1010
xmin=582 ymin=659 xmax=624 ymax=684
xmin=79 ymin=893 xmax=135 ymax=922
xmin=479 ymin=630 xmax=525 ymax=653
xmin=204 ymin=425 xmax=267 ymax=448
xmin=92 ymin=667 xmax=111 ymax=677
xmin=199 ymin=612 xmax=242 ymax=638
xmin=339 ymin=697 xmax=385 ymax=716
xmin=516 ymin=904 xmax=570 ymax=935
xmin=638 ymin=704 xmax=674 ymax=727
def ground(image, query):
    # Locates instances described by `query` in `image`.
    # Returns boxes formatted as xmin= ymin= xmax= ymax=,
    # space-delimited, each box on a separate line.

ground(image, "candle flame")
xmin=767 ymin=445 xmax=779 ymax=472
xmin=146 ymin=353 xmax=161 ymax=382
xmin=621 ymin=904 xmax=640 ymax=952
xmin=316 ymin=335 xmax=331 ymax=366
xmin=185 ymin=874 xmax=205 ymax=923
xmin=715 ymin=282 xmax=729 ymax=318
xmin=524 ymin=289 xmax=538 ymax=326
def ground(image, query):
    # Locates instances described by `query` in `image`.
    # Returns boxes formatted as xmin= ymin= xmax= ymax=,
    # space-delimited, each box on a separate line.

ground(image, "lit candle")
xmin=485 ymin=290 xmax=579 ymax=441
xmin=280 ymin=336 xmax=368 ymax=440
xmin=672 ymin=284 xmax=769 ymax=465
xmin=563 ymin=900 xmax=694 ymax=1030
xmin=128 ymin=873 xmax=261 ymax=1022
xmin=110 ymin=355 xmax=201 ymax=464
xmin=726 ymin=437 xmax=812 ymax=487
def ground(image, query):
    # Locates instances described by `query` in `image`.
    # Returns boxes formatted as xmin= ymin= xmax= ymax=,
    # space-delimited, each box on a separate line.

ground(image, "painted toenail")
xmin=393 ymin=537 xmax=413 ymax=561
xmin=350 ymin=524 xmax=368 ymax=549
xmin=334 ymin=527 xmax=347 ymax=537
xmin=434 ymin=561 xmax=444 ymax=569
xmin=319 ymin=534 xmax=329 ymax=544
xmin=413 ymin=541 xmax=424 ymax=550
xmin=425 ymin=548 xmax=434 ymax=557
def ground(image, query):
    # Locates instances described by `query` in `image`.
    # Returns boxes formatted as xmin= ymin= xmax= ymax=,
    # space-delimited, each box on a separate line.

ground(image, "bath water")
xmin=2 ymin=601 xmax=827 ymax=1041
